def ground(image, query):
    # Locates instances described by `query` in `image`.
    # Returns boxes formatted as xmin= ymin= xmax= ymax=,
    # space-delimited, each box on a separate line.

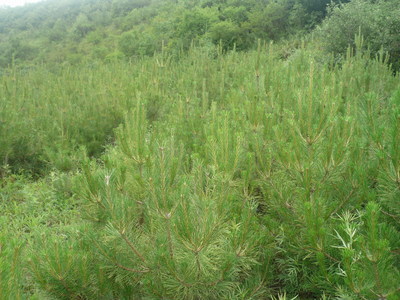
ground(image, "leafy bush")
xmin=209 ymin=21 xmax=242 ymax=50
xmin=119 ymin=29 xmax=158 ymax=57
xmin=317 ymin=0 xmax=400 ymax=70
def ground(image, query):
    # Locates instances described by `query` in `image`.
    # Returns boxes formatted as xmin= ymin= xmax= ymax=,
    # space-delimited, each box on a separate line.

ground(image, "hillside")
xmin=0 ymin=0 xmax=340 ymax=66
xmin=0 ymin=0 xmax=400 ymax=299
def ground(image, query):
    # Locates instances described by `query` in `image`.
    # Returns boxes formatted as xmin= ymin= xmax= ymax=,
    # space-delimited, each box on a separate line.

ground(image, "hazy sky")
xmin=0 ymin=0 xmax=43 ymax=7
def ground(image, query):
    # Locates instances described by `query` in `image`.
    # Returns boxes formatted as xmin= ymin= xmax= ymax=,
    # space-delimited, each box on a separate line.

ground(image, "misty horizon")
xmin=0 ymin=0 xmax=44 ymax=8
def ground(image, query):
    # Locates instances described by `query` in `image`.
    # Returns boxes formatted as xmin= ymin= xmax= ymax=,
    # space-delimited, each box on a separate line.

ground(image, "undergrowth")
xmin=1 ymin=41 xmax=399 ymax=299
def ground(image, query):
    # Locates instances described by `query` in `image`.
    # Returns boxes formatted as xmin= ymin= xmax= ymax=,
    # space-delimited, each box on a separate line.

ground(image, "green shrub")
xmin=2 ymin=42 xmax=400 ymax=299
xmin=317 ymin=0 xmax=400 ymax=70
xmin=32 ymin=44 xmax=400 ymax=298
xmin=0 ymin=226 xmax=24 ymax=299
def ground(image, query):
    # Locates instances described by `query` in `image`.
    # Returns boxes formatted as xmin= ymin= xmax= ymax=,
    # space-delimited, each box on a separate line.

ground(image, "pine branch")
xmin=301 ymin=245 xmax=341 ymax=264
xmin=390 ymin=248 xmax=400 ymax=255
xmin=93 ymin=239 xmax=149 ymax=274
xmin=118 ymin=230 xmax=147 ymax=263
xmin=381 ymin=209 xmax=400 ymax=224
xmin=325 ymin=188 xmax=355 ymax=220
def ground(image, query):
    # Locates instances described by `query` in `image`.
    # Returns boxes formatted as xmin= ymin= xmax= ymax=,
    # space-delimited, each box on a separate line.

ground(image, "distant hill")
xmin=0 ymin=0 xmax=339 ymax=67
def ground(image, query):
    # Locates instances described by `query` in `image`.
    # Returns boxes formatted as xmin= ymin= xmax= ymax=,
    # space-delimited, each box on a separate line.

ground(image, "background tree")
xmin=318 ymin=0 xmax=400 ymax=70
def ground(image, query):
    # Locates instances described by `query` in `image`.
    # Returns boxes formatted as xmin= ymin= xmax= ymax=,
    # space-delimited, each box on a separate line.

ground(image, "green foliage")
xmin=19 ymin=43 xmax=400 ymax=298
xmin=0 ymin=167 xmax=83 ymax=298
xmin=318 ymin=0 xmax=400 ymax=70
xmin=0 ymin=228 xmax=24 ymax=300
xmin=0 ymin=0 xmax=347 ymax=66
xmin=1 ymin=26 xmax=400 ymax=299
xmin=209 ymin=21 xmax=242 ymax=50
xmin=0 ymin=62 xmax=156 ymax=173
xmin=30 ymin=229 xmax=115 ymax=300
xmin=67 ymin=105 xmax=268 ymax=298
xmin=248 ymin=1 xmax=290 ymax=41
xmin=71 ymin=13 xmax=94 ymax=40
xmin=119 ymin=29 xmax=158 ymax=57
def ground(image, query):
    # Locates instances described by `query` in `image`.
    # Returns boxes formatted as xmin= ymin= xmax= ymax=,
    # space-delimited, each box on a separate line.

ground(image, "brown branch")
xmin=326 ymin=188 xmax=355 ymax=220
xmin=390 ymin=248 xmax=400 ymax=255
xmin=381 ymin=210 xmax=400 ymax=224
xmin=119 ymin=230 xmax=146 ymax=263
xmin=302 ymin=246 xmax=341 ymax=264
xmin=248 ymin=280 xmax=265 ymax=298
xmin=93 ymin=239 xmax=149 ymax=274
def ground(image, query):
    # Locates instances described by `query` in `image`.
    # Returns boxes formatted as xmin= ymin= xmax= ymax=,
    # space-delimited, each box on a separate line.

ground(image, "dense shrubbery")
xmin=0 ymin=65 xmax=128 ymax=173
xmin=1 ymin=0 xmax=400 ymax=299
xmin=0 ymin=0 xmax=349 ymax=66
xmin=318 ymin=0 xmax=400 ymax=70
xmin=2 ymin=0 xmax=400 ymax=71
xmin=1 ymin=41 xmax=399 ymax=298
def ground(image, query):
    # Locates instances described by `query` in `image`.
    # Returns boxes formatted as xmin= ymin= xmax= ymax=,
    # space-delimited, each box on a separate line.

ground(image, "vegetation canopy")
xmin=0 ymin=0 xmax=399 ymax=299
